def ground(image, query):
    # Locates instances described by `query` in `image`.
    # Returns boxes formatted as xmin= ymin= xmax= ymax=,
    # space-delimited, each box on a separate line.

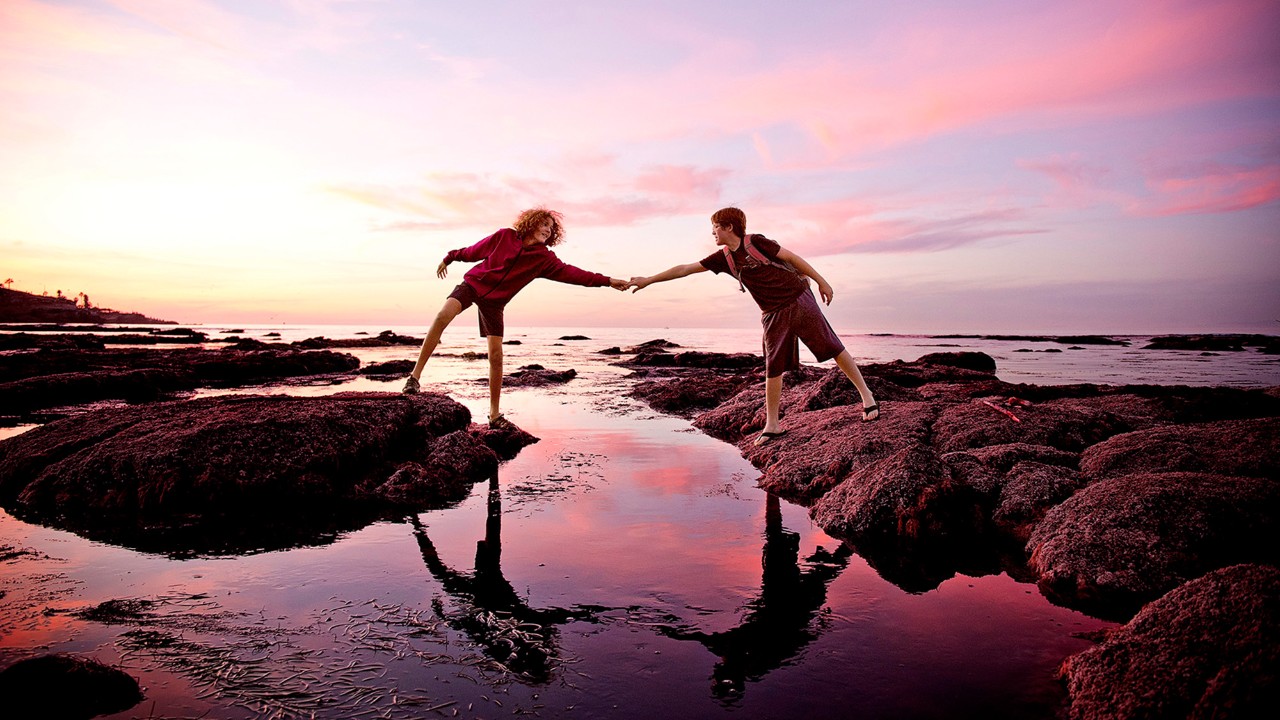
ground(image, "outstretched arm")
xmin=776 ymin=248 xmax=835 ymax=305
xmin=630 ymin=262 xmax=707 ymax=292
xmin=543 ymin=258 xmax=628 ymax=291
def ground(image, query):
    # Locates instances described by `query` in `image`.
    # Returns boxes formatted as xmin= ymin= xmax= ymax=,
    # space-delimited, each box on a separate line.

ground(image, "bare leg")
xmin=762 ymin=374 xmax=784 ymax=434
xmin=486 ymin=334 xmax=504 ymax=421
xmin=410 ymin=298 xmax=464 ymax=380
xmin=834 ymin=350 xmax=878 ymax=420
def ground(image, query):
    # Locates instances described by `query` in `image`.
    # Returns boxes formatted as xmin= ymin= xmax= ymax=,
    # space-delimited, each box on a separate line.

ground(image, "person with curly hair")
xmin=402 ymin=208 xmax=629 ymax=427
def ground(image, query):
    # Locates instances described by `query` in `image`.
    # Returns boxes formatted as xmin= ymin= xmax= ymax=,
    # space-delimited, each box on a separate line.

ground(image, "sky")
xmin=2 ymin=0 xmax=1278 ymax=334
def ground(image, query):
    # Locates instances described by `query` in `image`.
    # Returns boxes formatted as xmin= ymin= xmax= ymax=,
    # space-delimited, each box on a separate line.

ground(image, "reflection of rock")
xmin=1059 ymin=564 xmax=1280 ymax=719
xmin=0 ymin=393 xmax=536 ymax=555
xmin=0 ymin=347 xmax=360 ymax=411
xmin=0 ymin=654 xmax=143 ymax=719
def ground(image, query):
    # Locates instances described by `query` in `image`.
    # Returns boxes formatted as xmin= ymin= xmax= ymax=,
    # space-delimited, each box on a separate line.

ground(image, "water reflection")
xmin=659 ymin=494 xmax=852 ymax=700
xmin=411 ymin=475 xmax=601 ymax=682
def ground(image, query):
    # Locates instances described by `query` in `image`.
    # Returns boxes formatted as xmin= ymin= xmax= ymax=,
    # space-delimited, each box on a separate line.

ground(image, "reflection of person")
xmin=403 ymin=208 xmax=630 ymax=426
xmin=410 ymin=476 xmax=596 ymax=681
xmin=630 ymin=207 xmax=879 ymax=445
xmin=660 ymin=494 xmax=852 ymax=698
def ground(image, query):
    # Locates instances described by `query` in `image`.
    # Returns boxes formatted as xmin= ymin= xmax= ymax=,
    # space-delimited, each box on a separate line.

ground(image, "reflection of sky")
xmin=0 ymin=335 xmax=1122 ymax=717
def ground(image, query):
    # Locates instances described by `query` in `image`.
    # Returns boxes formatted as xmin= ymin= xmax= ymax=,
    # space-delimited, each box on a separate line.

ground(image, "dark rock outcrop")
xmin=812 ymin=443 xmax=981 ymax=544
xmin=1079 ymin=417 xmax=1280 ymax=480
xmin=292 ymin=330 xmax=419 ymax=348
xmin=359 ymin=359 xmax=415 ymax=376
xmin=0 ymin=654 xmax=143 ymax=719
xmin=0 ymin=286 xmax=174 ymax=324
xmin=620 ymin=350 xmax=762 ymax=371
xmin=916 ymin=351 xmax=998 ymax=373
xmin=746 ymin=403 xmax=932 ymax=503
xmin=629 ymin=368 xmax=758 ymax=417
xmin=1143 ymin=333 xmax=1278 ymax=352
xmin=1059 ymin=564 xmax=1280 ymax=719
xmin=1026 ymin=471 xmax=1280 ymax=617
xmin=636 ymin=351 xmax=1280 ymax=627
xmin=932 ymin=398 xmax=1131 ymax=453
xmin=0 ymin=347 xmax=361 ymax=412
xmin=0 ymin=392 xmax=537 ymax=555
xmin=490 ymin=365 xmax=577 ymax=387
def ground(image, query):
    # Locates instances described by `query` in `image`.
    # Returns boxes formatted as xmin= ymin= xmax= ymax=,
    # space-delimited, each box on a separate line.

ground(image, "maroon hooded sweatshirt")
xmin=444 ymin=228 xmax=611 ymax=303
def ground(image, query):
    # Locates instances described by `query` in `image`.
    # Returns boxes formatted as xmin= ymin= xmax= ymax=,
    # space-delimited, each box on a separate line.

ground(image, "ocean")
xmin=158 ymin=322 xmax=1280 ymax=385
xmin=1 ymin=324 xmax=1276 ymax=718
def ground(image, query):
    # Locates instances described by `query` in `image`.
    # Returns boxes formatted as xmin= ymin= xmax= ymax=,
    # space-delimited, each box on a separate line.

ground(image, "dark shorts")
xmin=761 ymin=288 xmax=845 ymax=377
xmin=448 ymin=283 xmax=506 ymax=338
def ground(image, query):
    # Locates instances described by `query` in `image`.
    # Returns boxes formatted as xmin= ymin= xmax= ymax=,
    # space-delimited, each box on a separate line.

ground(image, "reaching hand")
xmin=818 ymin=281 xmax=834 ymax=305
xmin=629 ymin=276 xmax=649 ymax=293
xmin=609 ymin=278 xmax=630 ymax=291
xmin=436 ymin=259 xmax=450 ymax=279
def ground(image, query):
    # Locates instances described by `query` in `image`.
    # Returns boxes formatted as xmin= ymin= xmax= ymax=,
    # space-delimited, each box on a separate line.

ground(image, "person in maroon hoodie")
xmin=402 ymin=207 xmax=628 ymax=426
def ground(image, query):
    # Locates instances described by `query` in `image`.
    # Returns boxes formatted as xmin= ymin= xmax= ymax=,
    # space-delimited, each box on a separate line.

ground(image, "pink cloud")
xmin=769 ymin=202 xmax=1044 ymax=256
xmin=1137 ymin=163 xmax=1280 ymax=216
xmin=104 ymin=0 xmax=250 ymax=53
xmin=705 ymin=0 xmax=1280 ymax=164
xmin=1020 ymin=152 xmax=1280 ymax=216
xmin=1018 ymin=154 xmax=1132 ymax=209
xmin=633 ymin=165 xmax=729 ymax=197
xmin=333 ymin=164 xmax=731 ymax=231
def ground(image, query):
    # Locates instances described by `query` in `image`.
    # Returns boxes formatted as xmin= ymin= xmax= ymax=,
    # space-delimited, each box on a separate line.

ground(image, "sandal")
xmin=753 ymin=430 xmax=788 ymax=446
xmin=862 ymin=404 xmax=880 ymax=423
xmin=488 ymin=414 xmax=514 ymax=429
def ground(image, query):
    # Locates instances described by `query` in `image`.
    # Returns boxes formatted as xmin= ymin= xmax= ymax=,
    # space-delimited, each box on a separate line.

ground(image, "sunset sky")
xmin=2 ymin=0 xmax=1277 ymax=333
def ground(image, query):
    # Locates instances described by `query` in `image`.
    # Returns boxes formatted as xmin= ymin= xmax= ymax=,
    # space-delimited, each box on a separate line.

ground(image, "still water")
xmin=5 ymin=325 xmax=1274 ymax=718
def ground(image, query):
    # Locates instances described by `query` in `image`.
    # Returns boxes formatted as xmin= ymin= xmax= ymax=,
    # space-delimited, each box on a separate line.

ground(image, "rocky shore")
xmin=0 ymin=392 xmax=536 ymax=555
xmin=0 ymin=345 xmax=363 ymax=412
xmin=2 ymin=332 xmax=1277 ymax=717
xmin=620 ymin=343 xmax=1280 ymax=718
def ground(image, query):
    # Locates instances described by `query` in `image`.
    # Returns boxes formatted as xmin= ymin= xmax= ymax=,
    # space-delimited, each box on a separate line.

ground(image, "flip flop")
xmin=862 ymin=404 xmax=880 ymax=423
xmin=754 ymin=430 xmax=788 ymax=446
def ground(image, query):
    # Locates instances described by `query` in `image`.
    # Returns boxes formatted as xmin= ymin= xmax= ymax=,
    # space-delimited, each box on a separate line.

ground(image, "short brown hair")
xmin=513 ymin=207 xmax=565 ymax=247
xmin=711 ymin=207 xmax=746 ymax=239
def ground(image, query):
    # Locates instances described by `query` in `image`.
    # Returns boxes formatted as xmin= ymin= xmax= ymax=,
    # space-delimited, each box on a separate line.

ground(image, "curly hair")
xmin=512 ymin=207 xmax=565 ymax=247
xmin=711 ymin=207 xmax=746 ymax=239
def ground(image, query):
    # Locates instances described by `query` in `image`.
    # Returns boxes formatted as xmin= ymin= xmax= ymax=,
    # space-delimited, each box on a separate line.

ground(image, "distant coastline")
xmin=0 ymin=287 xmax=175 ymax=325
